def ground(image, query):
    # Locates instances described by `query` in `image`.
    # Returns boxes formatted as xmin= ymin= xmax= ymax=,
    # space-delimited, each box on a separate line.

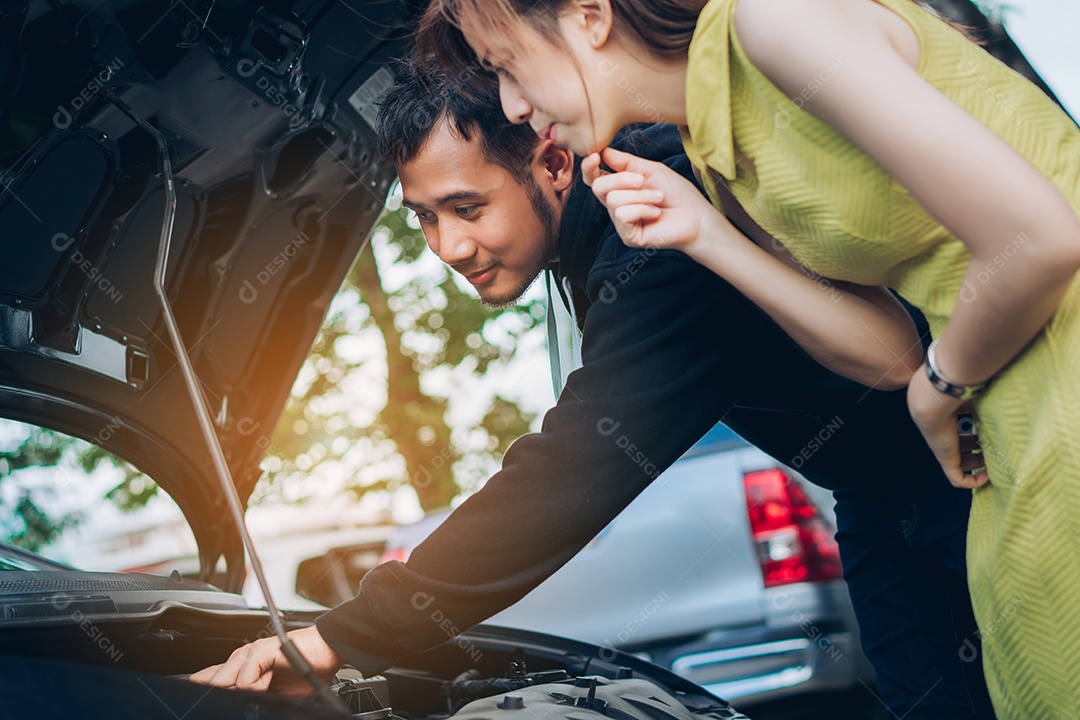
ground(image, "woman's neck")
xmin=609 ymin=48 xmax=689 ymax=127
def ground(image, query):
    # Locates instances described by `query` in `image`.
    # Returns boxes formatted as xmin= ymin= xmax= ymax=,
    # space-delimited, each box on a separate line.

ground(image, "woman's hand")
xmin=907 ymin=367 xmax=991 ymax=489
xmin=189 ymin=624 xmax=343 ymax=698
xmin=582 ymin=147 xmax=726 ymax=255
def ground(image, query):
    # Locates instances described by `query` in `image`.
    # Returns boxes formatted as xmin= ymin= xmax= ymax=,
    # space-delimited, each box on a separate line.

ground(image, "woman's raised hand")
xmin=582 ymin=147 xmax=722 ymax=255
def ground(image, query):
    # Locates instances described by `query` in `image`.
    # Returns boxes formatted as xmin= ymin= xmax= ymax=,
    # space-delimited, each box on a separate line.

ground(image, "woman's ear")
xmin=539 ymin=140 xmax=576 ymax=193
xmin=573 ymin=0 xmax=614 ymax=49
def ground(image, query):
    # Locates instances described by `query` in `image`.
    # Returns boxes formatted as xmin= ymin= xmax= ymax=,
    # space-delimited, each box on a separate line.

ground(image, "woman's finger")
xmin=613 ymin=203 xmax=662 ymax=229
xmin=600 ymin=145 xmax=658 ymax=175
xmin=604 ymin=189 xmax=665 ymax=209
xmin=581 ymin=152 xmax=604 ymax=187
xmin=591 ymin=171 xmax=645 ymax=202
xmin=924 ymin=421 xmax=967 ymax=487
xmin=940 ymin=434 xmax=991 ymax=489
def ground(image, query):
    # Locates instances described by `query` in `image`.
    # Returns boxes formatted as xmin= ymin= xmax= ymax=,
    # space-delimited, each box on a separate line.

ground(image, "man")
xmin=193 ymin=60 xmax=994 ymax=719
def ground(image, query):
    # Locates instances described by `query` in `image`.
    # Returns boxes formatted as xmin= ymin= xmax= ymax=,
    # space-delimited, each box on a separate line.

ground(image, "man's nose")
xmin=434 ymin=223 xmax=476 ymax=266
xmin=499 ymin=77 xmax=532 ymax=125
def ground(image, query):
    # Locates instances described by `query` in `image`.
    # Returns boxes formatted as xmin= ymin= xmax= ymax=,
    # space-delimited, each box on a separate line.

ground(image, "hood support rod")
xmin=105 ymin=90 xmax=348 ymax=713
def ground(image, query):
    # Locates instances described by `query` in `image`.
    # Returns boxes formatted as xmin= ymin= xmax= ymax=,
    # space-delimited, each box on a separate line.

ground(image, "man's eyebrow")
xmin=403 ymin=190 xmax=485 ymax=210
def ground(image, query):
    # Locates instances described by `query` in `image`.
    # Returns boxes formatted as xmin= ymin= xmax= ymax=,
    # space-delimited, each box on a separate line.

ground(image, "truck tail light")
xmin=743 ymin=468 xmax=842 ymax=587
xmin=378 ymin=547 xmax=409 ymax=565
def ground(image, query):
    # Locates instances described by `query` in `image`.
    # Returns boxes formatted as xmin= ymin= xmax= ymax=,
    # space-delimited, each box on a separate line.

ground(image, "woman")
xmin=419 ymin=0 xmax=1080 ymax=716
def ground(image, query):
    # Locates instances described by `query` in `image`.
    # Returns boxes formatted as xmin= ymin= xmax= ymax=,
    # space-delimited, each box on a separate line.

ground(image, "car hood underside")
xmin=0 ymin=0 xmax=413 ymax=585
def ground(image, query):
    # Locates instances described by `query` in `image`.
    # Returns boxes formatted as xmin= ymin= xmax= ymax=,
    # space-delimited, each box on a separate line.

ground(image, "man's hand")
xmin=189 ymin=624 xmax=344 ymax=698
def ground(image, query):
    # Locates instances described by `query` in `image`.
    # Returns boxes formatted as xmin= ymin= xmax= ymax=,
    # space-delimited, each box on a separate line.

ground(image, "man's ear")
xmin=537 ymin=140 xmax=575 ymax=193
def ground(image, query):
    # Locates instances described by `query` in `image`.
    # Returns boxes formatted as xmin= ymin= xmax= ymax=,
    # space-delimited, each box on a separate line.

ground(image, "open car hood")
xmin=0 ymin=0 xmax=416 ymax=586
xmin=1 ymin=0 xmax=1068 ymax=592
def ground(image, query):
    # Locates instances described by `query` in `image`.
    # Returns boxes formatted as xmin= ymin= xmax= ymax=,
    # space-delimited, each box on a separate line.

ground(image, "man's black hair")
xmin=376 ymin=56 xmax=540 ymax=181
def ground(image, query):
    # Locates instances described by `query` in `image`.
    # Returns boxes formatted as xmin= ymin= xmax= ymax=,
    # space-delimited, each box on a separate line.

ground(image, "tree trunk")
xmin=350 ymin=249 xmax=460 ymax=512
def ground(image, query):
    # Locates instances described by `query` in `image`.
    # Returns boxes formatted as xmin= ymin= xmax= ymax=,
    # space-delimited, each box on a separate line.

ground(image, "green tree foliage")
xmin=0 ymin=426 xmax=146 ymax=552
xmin=253 ymin=196 xmax=545 ymax=512
xmin=0 ymin=427 xmax=72 ymax=551
xmin=1 ymin=198 xmax=545 ymax=551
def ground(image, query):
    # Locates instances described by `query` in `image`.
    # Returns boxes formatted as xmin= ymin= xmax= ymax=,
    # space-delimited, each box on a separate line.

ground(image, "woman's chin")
xmin=584 ymin=125 xmax=625 ymax=156
xmin=553 ymin=124 xmax=611 ymax=156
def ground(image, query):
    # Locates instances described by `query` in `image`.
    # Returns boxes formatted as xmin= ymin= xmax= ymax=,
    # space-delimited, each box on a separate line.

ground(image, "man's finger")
xmin=236 ymin=640 xmax=277 ymax=689
xmin=189 ymin=664 xmax=223 ymax=685
xmin=208 ymin=654 xmax=245 ymax=688
xmin=253 ymin=672 xmax=274 ymax=693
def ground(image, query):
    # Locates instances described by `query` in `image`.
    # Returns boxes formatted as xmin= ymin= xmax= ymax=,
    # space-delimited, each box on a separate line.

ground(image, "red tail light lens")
xmin=379 ymin=547 xmax=410 ymax=565
xmin=743 ymin=469 xmax=842 ymax=587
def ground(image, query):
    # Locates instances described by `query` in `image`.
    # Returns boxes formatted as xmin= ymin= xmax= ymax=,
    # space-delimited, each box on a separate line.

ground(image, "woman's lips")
xmin=539 ymin=124 xmax=556 ymax=145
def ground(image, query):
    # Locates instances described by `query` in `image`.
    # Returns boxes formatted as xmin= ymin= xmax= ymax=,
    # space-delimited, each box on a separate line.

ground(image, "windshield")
xmin=0 ymin=542 xmax=74 ymax=571
xmin=0 ymin=419 xmax=195 ymax=574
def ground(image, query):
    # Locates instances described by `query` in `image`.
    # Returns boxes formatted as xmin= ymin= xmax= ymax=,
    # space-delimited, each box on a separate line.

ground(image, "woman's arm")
xmin=697 ymin=178 xmax=924 ymax=389
xmin=733 ymin=0 xmax=1080 ymax=484
xmin=584 ymin=149 xmax=923 ymax=389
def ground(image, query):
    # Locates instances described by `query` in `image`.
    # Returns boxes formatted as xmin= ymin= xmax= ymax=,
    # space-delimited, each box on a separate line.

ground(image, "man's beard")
xmin=478 ymin=176 xmax=561 ymax=309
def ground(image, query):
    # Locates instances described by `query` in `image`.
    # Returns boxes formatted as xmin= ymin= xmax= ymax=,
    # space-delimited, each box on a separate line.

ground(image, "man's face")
xmin=399 ymin=120 xmax=561 ymax=307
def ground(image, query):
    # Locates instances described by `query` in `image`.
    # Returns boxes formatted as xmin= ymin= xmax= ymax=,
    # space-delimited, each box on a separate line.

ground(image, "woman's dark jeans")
xmin=834 ymin=476 xmax=997 ymax=719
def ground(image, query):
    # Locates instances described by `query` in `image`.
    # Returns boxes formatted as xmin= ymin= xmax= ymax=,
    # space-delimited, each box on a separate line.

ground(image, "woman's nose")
xmin=499 ymin=77 xmax=532 ymax=124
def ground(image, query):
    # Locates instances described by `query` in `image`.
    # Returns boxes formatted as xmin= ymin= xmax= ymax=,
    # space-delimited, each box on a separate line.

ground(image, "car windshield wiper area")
xmin=0 ymin=541 xmax=76 ymax=571
xmin=0 ymin=569 xmax=249 ymax=623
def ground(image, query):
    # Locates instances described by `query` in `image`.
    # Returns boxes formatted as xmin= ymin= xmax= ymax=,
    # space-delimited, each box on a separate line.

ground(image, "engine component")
xmin=449 ymin=676 xmax=749 ymax=720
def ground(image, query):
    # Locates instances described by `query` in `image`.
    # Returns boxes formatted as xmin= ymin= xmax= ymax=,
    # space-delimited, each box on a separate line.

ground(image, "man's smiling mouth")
xmin=460 ymin=263 xmax=499 ymax=286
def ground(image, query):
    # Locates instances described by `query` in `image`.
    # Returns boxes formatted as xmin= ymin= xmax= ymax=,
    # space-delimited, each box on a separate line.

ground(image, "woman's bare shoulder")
xmin=731 ymin=0 xmax=920 ymax=83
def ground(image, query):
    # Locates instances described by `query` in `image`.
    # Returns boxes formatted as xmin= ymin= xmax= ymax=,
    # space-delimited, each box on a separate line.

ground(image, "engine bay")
xmin=331 ymin=655 xmax=750 ymax=720
xmin=2 ymin=609 xmax=751 ymax=720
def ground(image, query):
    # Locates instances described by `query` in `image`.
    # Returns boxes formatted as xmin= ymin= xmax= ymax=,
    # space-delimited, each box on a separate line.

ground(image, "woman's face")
xmin=459 ymin=11 xmax=624 ymax=155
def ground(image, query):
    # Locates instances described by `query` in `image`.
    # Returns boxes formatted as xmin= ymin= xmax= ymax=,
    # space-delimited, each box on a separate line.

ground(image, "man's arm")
xmin=312 ymin=248 xmax=775 ymax=675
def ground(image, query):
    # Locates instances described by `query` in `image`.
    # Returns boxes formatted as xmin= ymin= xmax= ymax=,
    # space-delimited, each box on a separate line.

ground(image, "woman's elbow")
xmin=876 ymin=363 xmax=919 ymax=391
xmin=852 ymin=348 xmax=921 ymax=391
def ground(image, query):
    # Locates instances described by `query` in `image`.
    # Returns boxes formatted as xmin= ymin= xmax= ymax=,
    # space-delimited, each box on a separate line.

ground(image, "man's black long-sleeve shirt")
xmin=316 ymin=124 xmax=940 ymax=675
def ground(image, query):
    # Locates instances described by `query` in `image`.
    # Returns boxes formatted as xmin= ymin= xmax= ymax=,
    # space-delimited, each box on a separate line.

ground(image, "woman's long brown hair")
xmin=418 ymin=0 xmax=980 ymax=79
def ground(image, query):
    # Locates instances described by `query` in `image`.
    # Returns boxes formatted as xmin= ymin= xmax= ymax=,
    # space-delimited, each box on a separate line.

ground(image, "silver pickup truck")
xmin=382 ymin=424 xmax=875 ymax=711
